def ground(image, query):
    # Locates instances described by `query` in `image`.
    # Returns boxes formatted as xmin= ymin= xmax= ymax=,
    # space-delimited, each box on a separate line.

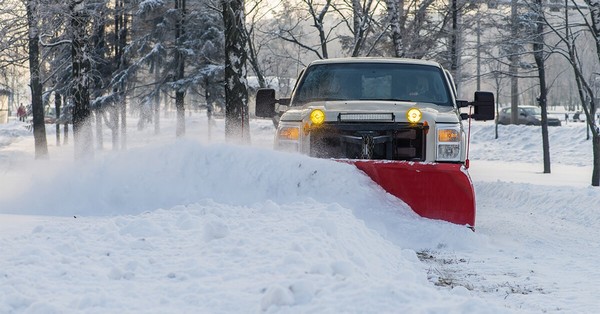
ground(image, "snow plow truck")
xmin=255 ymin=58 xmax=494 ymax=229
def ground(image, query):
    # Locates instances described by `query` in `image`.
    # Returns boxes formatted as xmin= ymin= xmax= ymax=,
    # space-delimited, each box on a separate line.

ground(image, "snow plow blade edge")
xmin=349 ymin=160 xmax=475 ymax=227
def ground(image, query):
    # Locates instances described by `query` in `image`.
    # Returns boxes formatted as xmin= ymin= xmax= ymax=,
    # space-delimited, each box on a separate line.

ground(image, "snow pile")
xmin=1 ymin=140 xmax=405 ymax=217
xmin=0 ymin=200 xmax=495 ymax=313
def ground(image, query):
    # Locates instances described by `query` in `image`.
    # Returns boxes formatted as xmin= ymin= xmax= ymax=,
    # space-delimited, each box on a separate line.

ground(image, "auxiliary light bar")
xmin=338 ymin=113 xmax=394 ymax=122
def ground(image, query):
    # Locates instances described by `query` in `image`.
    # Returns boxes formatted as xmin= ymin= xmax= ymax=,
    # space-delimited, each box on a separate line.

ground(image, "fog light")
xmin=406 ymin=108 xmax=422 ymax=124
xmin=310 ymin=109 xmax=325 ymax=125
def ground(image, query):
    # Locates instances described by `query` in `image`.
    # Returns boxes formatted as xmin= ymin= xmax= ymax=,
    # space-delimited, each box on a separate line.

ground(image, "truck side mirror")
xmin=471 ymin=91 xmax=494 ymax=121
xmin=255 ymin=88 xmax=276 ymax=118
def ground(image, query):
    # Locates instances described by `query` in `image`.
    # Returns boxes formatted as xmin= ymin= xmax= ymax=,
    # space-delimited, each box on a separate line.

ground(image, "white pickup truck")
xmin=255 ymin=58 xmax=494 ymax=228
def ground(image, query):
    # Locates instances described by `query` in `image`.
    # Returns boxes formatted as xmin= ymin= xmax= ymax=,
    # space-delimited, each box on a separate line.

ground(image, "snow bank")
xmin=469 ymin=122 xmax=592 ymax=167
xmin=0 ymin=139 xmax=404 ymax=216
xmin=0 ymin=131 xmax=503 ymax=313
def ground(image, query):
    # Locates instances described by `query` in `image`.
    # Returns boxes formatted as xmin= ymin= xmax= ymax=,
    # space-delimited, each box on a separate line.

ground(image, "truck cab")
xmin=256 ymin=58 xmax=493 ymax=165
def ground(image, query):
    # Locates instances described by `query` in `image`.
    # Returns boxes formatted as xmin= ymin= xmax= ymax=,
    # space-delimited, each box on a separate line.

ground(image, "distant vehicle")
xmin=43 ymin=116 xmax=56 ymax=124
xmin=497 ymin=106 xmax=561 ymax=126
xmin=44 ymin=107 xmax=57 ymax=124
xmin=24 ymin=106 xmax=57 ymax=124
xmin=27 ymin=106 xmax=57 ymax=124
xmin=571 ymin=111 xmax=585 ymax=122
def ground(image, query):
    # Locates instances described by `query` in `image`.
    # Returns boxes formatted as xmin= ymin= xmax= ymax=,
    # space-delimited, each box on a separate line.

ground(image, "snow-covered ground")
xmin=0 ymin=113 xmax=598 ymax=313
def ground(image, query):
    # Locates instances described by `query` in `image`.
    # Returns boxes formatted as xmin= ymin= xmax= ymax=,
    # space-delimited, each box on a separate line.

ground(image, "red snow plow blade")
xmin=348 ymin=160 xmax=476 ymax=227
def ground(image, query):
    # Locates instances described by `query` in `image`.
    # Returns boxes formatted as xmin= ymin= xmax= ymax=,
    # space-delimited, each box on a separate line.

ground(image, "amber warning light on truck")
xmin=406 ymin=108 xmax=422 ymax=123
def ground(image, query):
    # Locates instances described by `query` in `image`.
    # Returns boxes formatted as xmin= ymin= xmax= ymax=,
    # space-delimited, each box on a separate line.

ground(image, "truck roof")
xmin=307 ymin=57 xmax=443 ymax=68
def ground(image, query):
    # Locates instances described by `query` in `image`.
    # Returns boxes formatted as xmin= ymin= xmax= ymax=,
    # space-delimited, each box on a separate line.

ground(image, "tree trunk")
xmin=175 ymin=91 xmax=185 ymax=136
xmin=120 ymin=98 xmax=127 ymax=150
xmin=246 ymin=24 xmax=266 ymax=88
xmin=312 ymin=0 xmax=330 ymax=59
xmin=535 ymin=60 xmax=551 ymax=174
xmin=351 ymin=0 xmax=363 ymax=57
xmin=110 ymin=105 xmax=119 ymax=151
xmin=26 ymin=0 xmax=48 ymax=159
xmin=71 ymin=2 xmax=94 ymax=160
xmin=55 ymin=93 xmax=61 ymax=146
xmin=223 ymin=0 xmax=250 ymax=142
xmin=533 ymin=0 xmax=551 ymax=173
xmin=154 ymin=65 xmax=161 ymax=135
xmin=495 ymin=83 xmax=500 ymax=139
xmin=114 ymin=0 xmax=128 ymax=150
xmin=510 ymin=0 xmax=519 ymax=125
xmin=175 ymin=0 xmax=186 ymax=137
xmin=593 ymin=133 xmax=600 ymax=186
xmin=92 ymin=7 xmax=106 ymax=151
xmin=96 ymin=109 xmax=103 ymax=150
xmin=64 ymin=122 xmax=69 ymax=144
xmin=386 ymin=0 xmax=404 ymax=57
xmin=576 ymin=0 xmax=600 ymax=186
xmin=154 ymin=93 xmax=161 ymax=135
xmin=450 ymin=0 xmax=458 ymax=79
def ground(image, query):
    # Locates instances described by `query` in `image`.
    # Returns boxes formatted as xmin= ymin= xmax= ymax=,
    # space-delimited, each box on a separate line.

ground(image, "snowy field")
xmin=0 ymin=113 xmax=598 ymax=313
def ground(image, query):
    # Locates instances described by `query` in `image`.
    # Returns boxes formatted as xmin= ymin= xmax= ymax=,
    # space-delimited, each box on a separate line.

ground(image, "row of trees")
xmin=1 ymin=0 xmax=232 ymax=159
xmin=0 ymin=0 xmax=471 ymax=156
xmin=0 ymin=0 xmax=598 ymax=185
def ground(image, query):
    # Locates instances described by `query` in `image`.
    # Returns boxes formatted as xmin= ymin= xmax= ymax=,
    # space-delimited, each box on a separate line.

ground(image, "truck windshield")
xmin=292 ymin=63 xmax=452 ymax=106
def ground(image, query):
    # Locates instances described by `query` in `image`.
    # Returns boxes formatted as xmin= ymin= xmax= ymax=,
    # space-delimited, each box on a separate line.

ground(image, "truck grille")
xmin=309 ymin=122 xmax=427 ymax=161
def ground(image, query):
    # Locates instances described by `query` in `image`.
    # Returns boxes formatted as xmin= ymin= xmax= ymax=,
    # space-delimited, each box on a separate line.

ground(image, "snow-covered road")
xmin=1 ymin=116 xmax=598 ymax=313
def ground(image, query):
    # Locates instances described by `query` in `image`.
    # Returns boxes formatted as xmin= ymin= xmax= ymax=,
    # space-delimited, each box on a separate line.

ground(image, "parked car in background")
xmin=44 ymin=107 xmax=57 ymax=124
xmin=571 ymin=111 xmax=586 ymax=122
xmin=497 ymin=106 xmax=562 ymax=126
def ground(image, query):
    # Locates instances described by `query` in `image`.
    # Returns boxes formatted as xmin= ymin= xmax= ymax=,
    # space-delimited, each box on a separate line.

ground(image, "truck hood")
xmin=280 ymin=100 xmax=460 ymax=124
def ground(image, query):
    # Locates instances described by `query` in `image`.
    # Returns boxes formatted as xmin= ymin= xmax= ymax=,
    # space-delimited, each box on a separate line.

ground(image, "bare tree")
xmin=114 ymin=0 xmax=128 ymax=149
xmin=175 ymin=0 xmax=186 ymax=137
xmin=482 ymin=57 xmax=506 ymax=140
xmin=531 ymin=0 xmax=552 ymax=173
xmin=571 ymin=0 xmax=599 ymax=185
xmin=271 ymin=0 xmax=342 ymax=60
xmin=543 ymin=0 xmax=600 ymax=186
xmin=382 ymin=0 xmax=452 ymax=59
xmin=245 ymin=0 xmax=268 ymax=88
xmin=509 ymin=0 xmax=521 ymax=124
xmin=333 ymin=0 xmax=381 ymax=56
xmin=385 ymin=0 xmax=403 ymax=57
xmin=26 ymin=0 xmax=49 ymax=159
xmin=70 ymin=0 xmax=94 ymax=160
xmin=223 ymin=0 xmax=250 ymax=142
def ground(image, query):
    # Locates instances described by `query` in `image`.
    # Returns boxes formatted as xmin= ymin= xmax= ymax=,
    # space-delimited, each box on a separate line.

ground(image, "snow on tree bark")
xmin=350 ymin=0 xmax=374 ymax=57
xmin=386 ymin=0 xmax=404 ymax=57
xmin=71 ymin=0 xmax=94 ymax=160
xmin=26 ymin=0 xmax=48 ymax=159
xmin=223 ymin=0 xmax=250 ymax=142
xmin=175 ymin=0 xmax=186 ymax=137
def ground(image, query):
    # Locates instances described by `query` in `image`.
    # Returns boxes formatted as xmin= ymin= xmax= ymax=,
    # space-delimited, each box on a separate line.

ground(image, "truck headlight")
xmin=436 ymin=127 xmax=461 ymax=161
